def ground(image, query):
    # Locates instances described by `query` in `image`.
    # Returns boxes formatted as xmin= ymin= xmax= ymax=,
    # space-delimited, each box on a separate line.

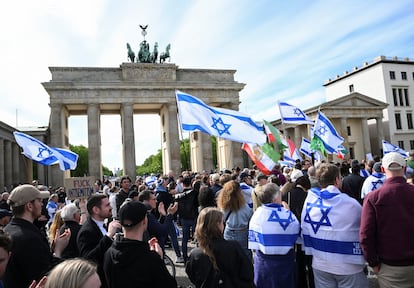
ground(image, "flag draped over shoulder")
xmin=278 ymin=101 xmax=314 ymax=125
xmin=242 ymin=143 xmax=277 ymax=175
xmin=301 ymin=186 xmax=365 ymax=265
xmin=14 ymin=131 xmax=78 ymax=171
xmin=175 ymin=90 xmax=266 ymax=144
xmin=310 ymin=111 xmax=343 ymax=156
xmin=382 ymin=140 xmax=408 ymax=157
xmin=249 ymin=203 xmax=300 ymax=255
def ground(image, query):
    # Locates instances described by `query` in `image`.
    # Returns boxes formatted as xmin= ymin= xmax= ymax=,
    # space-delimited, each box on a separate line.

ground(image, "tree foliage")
xmin=136 ymin=150 xmax=163 ymax=175
xmin=69 ymin=144 xmax=112 ymax=178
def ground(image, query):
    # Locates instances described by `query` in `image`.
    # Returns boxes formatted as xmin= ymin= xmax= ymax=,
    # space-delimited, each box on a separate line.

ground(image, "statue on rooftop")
xmin=159 ymin=44 xmax=171 ymax=63
xmin=126 ymin=43 xmax=135 ymax=63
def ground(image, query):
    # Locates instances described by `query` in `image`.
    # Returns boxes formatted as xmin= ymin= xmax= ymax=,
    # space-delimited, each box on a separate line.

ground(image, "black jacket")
xmin=116 ymin=190 xmax=129 ymax=212
xmin=59 ymin=220 xmax=81 ymax=259
xmin=4 ymin=217 xmax=62 ymax=288
xmin=176 ymin=188 xmax=198 ymax=220
xmin=103 ymin=238 xmax=177 ymax=288
xmin=282 ymin=186 xmax=308 ymax=222
xmin=186 ymin=239 xmax=255 ymax=288
xmin=77 ymin=217 xmax=113 ymax=288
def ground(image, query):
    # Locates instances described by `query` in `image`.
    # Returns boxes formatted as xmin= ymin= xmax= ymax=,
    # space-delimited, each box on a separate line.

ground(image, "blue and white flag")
xmin=249 ymin=203 xmax=299 ymax=255
xmin=301 ymin=186 xmax=365 ymax=265
xmin=278 ymin=101 xmax=314 ymax=125
xmin=382 ymin=140 xmax=408 ymax=157
xmin=300 ymin=137 xmax=313 ymax=158
xmin=13 ymin=131 xmax=78 ymax=171
xmin=176 ymin=90 xmax=266 ymax=144
xmin=311 ymin=111 xmax=344 ymax=154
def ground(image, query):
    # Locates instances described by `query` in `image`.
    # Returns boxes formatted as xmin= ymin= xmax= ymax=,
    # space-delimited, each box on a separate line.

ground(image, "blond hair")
xmin=49 ymin=210 xmax=64 ymax=243
xmin=44 ymin=258 xmax=97 ymax=288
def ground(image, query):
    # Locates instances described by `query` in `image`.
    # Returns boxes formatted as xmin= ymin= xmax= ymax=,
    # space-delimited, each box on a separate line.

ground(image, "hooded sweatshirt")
xmin=103 ymin=238 xmax=176 ymax=288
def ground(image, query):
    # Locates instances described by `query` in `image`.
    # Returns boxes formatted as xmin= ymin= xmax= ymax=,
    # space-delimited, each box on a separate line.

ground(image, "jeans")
xmin=224 ymin=227 xmax=252 ymax=261
xmin=181 ymin=218 xmax=195 ymax=260
xmin=313 ymin=268 xmax=368 ymax=288
xmin=168 ymin=220 xmax=181 ymax=257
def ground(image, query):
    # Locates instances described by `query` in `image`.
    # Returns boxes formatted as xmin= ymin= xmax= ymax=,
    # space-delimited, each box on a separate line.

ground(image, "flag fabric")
xmin=382 ymin=140 xmax=408 ymax=157
xmin=263 ymin=120 xmax=287 ymax=157
xmin=176 ymin=90 xmax=266 ymax=144
xmin=300 ymin=137 xmax=313 ymax=158
xmin=310 ymin=111 xmax=344 ymax=156
xmin=13 ymin=131 xmax=78 ymax=171
xmin=336 ymin=145 xmax=348 ymax=160
xmin=283 ymin=138 xmax=301 ymax=163
xmin=249 ymin=203 xmax=300 ymax=255
xmin=301 ymin=186 xmax=365 ymax=265
xmin=278 ymin=101 xmax=314 ymax=125
xmin=242 ymin=143 xmax=277 ymax=175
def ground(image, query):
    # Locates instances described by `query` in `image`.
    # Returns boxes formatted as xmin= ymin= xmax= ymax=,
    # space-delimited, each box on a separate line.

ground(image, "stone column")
xmin=87 ymin=104 xmax=102 ymax=180
xmin=49 ymin=103 xmax=65 ymax=187
xmin=0 ymin=139 xmax=4 ymax=191
xmin=4 ymin=141 xmax=12 ymax=191
xmin=121 ymin=103 xmax=136 ymax=179
xmin=294 ymin=127 xmax=301 ymax=149
xmin=376 ymin=117 xmax=384 ymax=155
xmin=160 ymin=103 xmax=181 ymax=175
xmin=12 ymin=143 xmax=20 ymax=184
xmin=189 ymin=132 xmax=213 ymax=173
xmin=340 ymin=118 xmax=348 ymax=147
xmin=216 ymin=138 xmax=232 ymax=171
xmin=361 ymin=118 xmax=371 ymax=157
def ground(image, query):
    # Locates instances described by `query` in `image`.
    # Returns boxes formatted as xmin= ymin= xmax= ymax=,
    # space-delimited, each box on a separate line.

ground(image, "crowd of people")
xmin=0 ymin=151 xmax=413 ymax=287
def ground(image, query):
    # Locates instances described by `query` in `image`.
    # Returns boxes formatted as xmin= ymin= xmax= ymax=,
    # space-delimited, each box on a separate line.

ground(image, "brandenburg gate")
xmin=43 ymin=63 xmax=245 ymax=187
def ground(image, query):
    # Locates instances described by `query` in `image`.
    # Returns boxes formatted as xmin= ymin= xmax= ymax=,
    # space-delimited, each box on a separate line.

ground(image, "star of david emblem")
xmin=371 ymin=180 xmax=383 ymax=190
xmin=303 ymin=198 xmax=332 ymax=233
xmin=37 ymin=147 xmax=53 ymax=159
xmin=317 ymin=124 xmax=327 ymax=136
xmin=293 ymin=108 xmax=303 ymax=117
xmin=211 ymin=117 xmax=231 ymax=136
xmin=267 ymin=209 xmax=294 ymax=231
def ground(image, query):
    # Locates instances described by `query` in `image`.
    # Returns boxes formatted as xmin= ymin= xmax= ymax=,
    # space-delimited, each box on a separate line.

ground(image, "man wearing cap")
xmin=360 ymin=162 xmax=386 ymax=200
xmin=103 ymin=201 xmax=177 ymax=288
xmin=4 ymin=184 xmax=71 ymax=288
xmin=360 ymin=152 xmax=414 ymax=287
xmin=77 ymin=194 xmax=121 ymax=288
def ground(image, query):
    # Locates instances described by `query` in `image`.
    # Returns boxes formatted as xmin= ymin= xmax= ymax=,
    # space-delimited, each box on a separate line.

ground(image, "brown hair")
xmin=317 ymin=163 xmax=340 ymax=188
xmin=195 ymin=207 xmax=224 ymax=270
xmin=216 ymin=180 xmax=245 ymax=212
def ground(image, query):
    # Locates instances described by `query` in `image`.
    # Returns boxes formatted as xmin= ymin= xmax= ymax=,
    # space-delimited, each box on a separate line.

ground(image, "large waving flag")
xmin=310 ymin=111 xmax=344 ymax=156
xmin=283 ymin=138 xmax=301 ymax=163
xmin=300 ymin=137 xmax=313 ymax=158
xmin=382 ymin=140 xmax=408 ymax=157
xmin=278 ymin=101 xmax=314 ymax=125
xmin=14 ymin=131 xmax=78 ymax=171
xmin=242 ymin=143 xmax=277 ymax=175
xmin=176 ymin=91 xmax=266 ymax=144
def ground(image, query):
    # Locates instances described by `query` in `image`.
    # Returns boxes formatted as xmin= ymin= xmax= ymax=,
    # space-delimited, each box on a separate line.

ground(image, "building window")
xmin=393 ymin=88 xmax=398 ymax=106
xmin=347 ymin=126 xmax=351 ymax=136
xmin=395 ymin=113 xmax=402 ymax=129
xmin=412 ymin=72 xmax=414 ymax=80
xmin=349 ymin=147 xmax=354 ymax=159
xmin=399 ymin=88 xmax=404 ymax=106
xmin=390 ymin=71 xmax=396 ymax=79
xmin=404 ymin=88 xmax=410 ymax=106
xmin=402 ymin=71 xmax=407 ymax=80
xmin=410 ymin=140 xmax=414 ymax=150
xmin=398 ymin=141 xmax=404 ymax=150
xmin=349 ymin=84 xmax=354 ymax=93
xmin=408 ymin=113 xmax=413 ymax=129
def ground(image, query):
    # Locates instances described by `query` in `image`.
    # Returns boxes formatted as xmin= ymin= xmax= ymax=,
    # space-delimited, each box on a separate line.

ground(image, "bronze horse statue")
xmin=150 ymin=42 xmax=158 ymax=63
xmin=159 ymin=44 xmax=171 ymax=63
xmin=126 ymin=43 xmax=135 ymax=63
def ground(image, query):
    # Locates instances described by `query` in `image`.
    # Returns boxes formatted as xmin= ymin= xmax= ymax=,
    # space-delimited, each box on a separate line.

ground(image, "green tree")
xmin=180 ymin=138 xmax=190 ymax=170
xmin=70 ymin=144 xmax=88 ymax=177
xmin=136 ymin=149 xmax=163 ymax=175
xmin=70 ymin=144 xmax=112 ymax=178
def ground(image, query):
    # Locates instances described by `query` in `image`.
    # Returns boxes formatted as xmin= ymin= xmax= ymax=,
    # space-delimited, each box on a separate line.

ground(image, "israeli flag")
xmin=14 ymin=131 xmax=78 ymax=171
xmin=382 ymin=140 xmax=408 ymax=157
xmin=300 ymin=137 xmax=313 ymax=158
xmin=278 ymin=101 xmax=314 ymax=125
xmin=313 ymin=112 xmax=344 ymax=154
xmin=176 ymin=90 xmax=266 ymax=145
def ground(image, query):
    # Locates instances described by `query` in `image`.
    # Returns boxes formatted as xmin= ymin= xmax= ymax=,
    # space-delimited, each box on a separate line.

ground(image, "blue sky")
xmin=1 ymin=0 xmax=413 ymax=171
